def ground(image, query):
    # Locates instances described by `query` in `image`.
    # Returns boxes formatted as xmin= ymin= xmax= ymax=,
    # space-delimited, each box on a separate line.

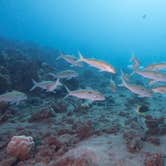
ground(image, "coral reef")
xmin=0 ymin=38 xmax=165 ymax=165
xmin=7 ymin=135 xmax=34 ymax=160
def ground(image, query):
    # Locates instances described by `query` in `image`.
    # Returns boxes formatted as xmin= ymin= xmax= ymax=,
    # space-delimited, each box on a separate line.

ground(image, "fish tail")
xmin=48 ymin=72 xmax=57 ymax=78
xmin=64 ymin=85 xmax=70 ymax=93
xmin=78 ymin=51 xmax=84 ymax=62
xmin=56 ymin=78 xmax=62 ymax=86
xmin=129 ymin=52 xmax=136 ymax=62
xmin=56 ymin=53 xmax=63 ymax=60
xmin=30 ymin=79 xmax=38 ymax=91
xmin=120 ymin=70 xmax=128 ymax=87
xmin=63 ymin=85 xmax=71 ymax=99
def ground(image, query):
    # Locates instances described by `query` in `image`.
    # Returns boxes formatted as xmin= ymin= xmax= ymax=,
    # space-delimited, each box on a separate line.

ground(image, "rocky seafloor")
xmin=0 ymin=38 xmax=165 ymax=166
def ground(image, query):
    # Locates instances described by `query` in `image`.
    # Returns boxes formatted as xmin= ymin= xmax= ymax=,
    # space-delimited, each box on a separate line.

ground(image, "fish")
xmin=144 ymin=63 xmax=166 ymax=71
xmin=78 ymin=52 xmax=116 ymax=74
xmin=128 ymin=55 xmax=144 ymax=72
xmin=135 ymin=69 xmax=166 ymax=83
xmin=152 ymin=85 xmax=166 ymax=94
xmin=142 ymin=14 xmax=147 ymax=19
xmin=49 ymin=70 xmax=78 ymax=80
xmin=130 ymin=55 xmax=141 ymax=70
xmin=64 ymin=86 xmax=105 ymax=101
xmin=30 ymin=79 xmax=62 ymax=92
xmin=121 ymin=72 xmax=152 ymax=97
xmin=0 ymin=90 xmax=27 ymax=105
xmin=56 ymin=54 xmax=82 ymax=67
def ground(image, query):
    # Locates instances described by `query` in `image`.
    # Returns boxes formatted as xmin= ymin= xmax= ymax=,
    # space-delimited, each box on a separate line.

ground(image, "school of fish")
xmin=1 ymin=52 xmax=166 ymax=105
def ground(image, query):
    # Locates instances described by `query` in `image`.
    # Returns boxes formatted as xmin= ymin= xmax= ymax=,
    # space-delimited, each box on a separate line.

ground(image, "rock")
xmin=0 ymin=156 xmax=18 ymax=166
xmin=0 ymin=102 xmax=9 ymax=114
xmin=145 ymin=116 xmax=166 ymax=136
xmin=50 ymin=101 xmax=67 ymax=113
xmin=123 ymin=130 xmax=144 ymax=153
xmin=51 ymin=147 xmax=100 ymax=166
xmin=7 ymin=135 xmax=34 ymax=160
xmin=144 ymin=153 xmax=164 ymax=166
xmin=76 ymin=121 xmax=94 ymax=140
xmin=29 ymin=107 xmax=55 ymax=122
xmin=146 ymin=137 xmax=160 ymax=146
xmin=43 ymin=135 xmax=62 ymax=149
xmin=0 ymin=110 xmax=13 ymax=123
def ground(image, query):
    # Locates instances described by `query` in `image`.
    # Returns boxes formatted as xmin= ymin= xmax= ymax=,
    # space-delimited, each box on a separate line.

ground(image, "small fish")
xmin=152 ymin=85 xmax=166 ymax=94
xmin=56 ymin=54 xmax=82 ymax=67
xmin=135 ymin=70 xmax=166 ymax=83
xmin=0 ymin=90 xmax=27 ymax=105
xmin=128 ymin=55 xmax=144 ymax=73
xmin=130 ymin=55 xmax=141 ymax=70
xmin=110 ymin=79 xmax=116 ymax=92
xmin=30 ymin=79 xmax=62 ymax=92
xmin=121 ymin=72 xmax=152 ymax=97
xmin=64 ymin=86 xmax=105 ymax=101
xmin=78 ymin=52 xmax=116 ymax=74
xmin=142 ymin=14 xmax=147 ymax=19
xmin=49 ymin=70 xmax=78 ymax=80
xmin=144 ymin=63 xmax=166 ymax=71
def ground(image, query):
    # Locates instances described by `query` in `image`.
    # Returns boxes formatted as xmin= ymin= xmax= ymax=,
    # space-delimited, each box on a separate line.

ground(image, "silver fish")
xmin=144 ymin=63 xmax=166 ymax=71
xmin=135 ymin=70 xmax=166 ymax=83
xmin=78 ymin=52 xmax=116 ymax=74
xmin=30 ymin=79 xmax=62 ymax=92
xmin=64 ymin=86 xmax=105 ymax=101
xmin=49 ymin=70 xmax=78 ymax=80
xmin=0 ymin=90 xmax=27 ymax=105
xmin=56 ymin=54 xmax=82 ymax=67
xmin=121 ymin=72 xmax=152 ymax=97
xmin=152 ymin=85 xmax=166 ymax=94
xmin=130 ymin=55 xmax=141 ymax=70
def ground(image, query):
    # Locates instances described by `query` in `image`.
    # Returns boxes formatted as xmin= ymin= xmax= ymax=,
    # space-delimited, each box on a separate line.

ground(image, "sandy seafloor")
xmin=0 ymin=39 xmax=165 ymax=166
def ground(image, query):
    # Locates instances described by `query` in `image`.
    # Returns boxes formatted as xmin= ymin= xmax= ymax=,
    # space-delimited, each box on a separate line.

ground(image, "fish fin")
xmin=48 ymin=73 xmax=57 ymax=78
xmin=30 ymin=79 xmax=38 ymax=91
xmin=56 ymin=78 xmax=62 ymax=86
xmin=149 ymin=80 xmax=158 ymax=86
xmin=66 ymin=77 xmax=72 ymax=80
xmin=130 ymin=71 xmax=135 ymax=76
xmin=118 ymin=83 xmax=124 ymax=87
xmin=78 ymin=51 xmax=84 ymax=62
xmin=99 ymin=69 xmax=105 ymax=72
xmin=63 ymin=94 xmax=69 ymax=100
xmin=56 ymin=53 xmax=63 ymax=60
xmin=85 ymin=86 xmax=93 ymax=90
xmin=15 ymin=100 xmax=20 ymax=105
xmin=120 ymin=70 xmax=129 ymax=88
xmin=63 ymin=85 xmax=70 ymax=99
xmin=138 ymin=95 xmax=146 ymax=98
xmin=64 ymin=85 xmax=71 ymax=93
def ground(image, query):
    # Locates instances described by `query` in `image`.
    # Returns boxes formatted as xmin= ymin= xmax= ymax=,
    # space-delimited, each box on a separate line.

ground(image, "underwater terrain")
xmin=0 ymin=0 xmax=166 ymax=165
xmin=0 ymin=37 xmax=165 ymax=166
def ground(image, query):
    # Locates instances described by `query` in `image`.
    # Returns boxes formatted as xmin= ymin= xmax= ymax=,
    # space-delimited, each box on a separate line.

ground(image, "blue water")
xmin=0 ymin=0 xmax=166 ymax=66
xmin=0 ymin=1 xmax=166 ymax=164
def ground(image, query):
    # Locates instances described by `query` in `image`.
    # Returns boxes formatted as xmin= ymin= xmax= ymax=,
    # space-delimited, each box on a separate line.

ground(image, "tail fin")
xmin=30 ymin=79 xmax=38 ymax=91
xmin=64 ymin=85 xmax=70 ymax=93
xmin=120 ymin=70 xmax=128 ymax=87
xmin=56 ymin=78 xmax=62 ymax=86
xmin=78 ymin=51 xmax=84 ymax=62
xmin=48 ymin=72 xmax=57 ymax=78
xmin=56 ymin=53 xmax=63 ymax=60
xmin=63 ymin=85 xmax=71 ymax=99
